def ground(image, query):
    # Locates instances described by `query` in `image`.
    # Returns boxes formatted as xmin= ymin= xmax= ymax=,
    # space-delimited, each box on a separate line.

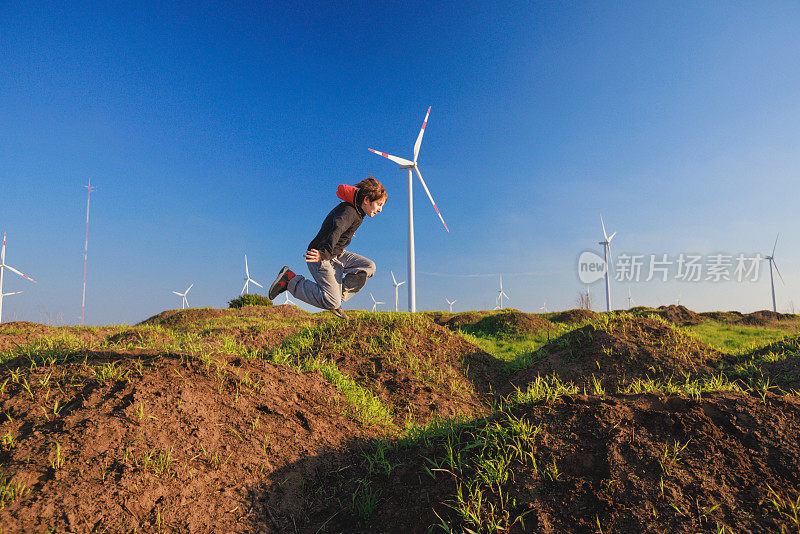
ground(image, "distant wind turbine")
xmin=391 ymin=271 xmax=406 ymax=312
xmin=370 ymin=292 xmax=385 ymax=312
xmin=765 ymin=234 xmax=785 ymax=312
xmin=81 ymin=180 xmax=96 ymax=325
xmin=627 ymin=288 xmax=634 ymax=308
xmin=369 ymin=106 xmax=449 ymax=312
xmin=599 ymin=215 xmax=616 ymax=312
xmin=497 ymin=275 xmax=509 ymax=309
xmin=540 ymin=300 xmax=548 ymax=313
xmin=445 ymin=298 xmax=457 ymax=313
xmin=241 ymin=254 xmax=263 ymax=295
xmin=173 ymin=283 xmax=193 ymax=309
xmin=281 ymin=292 xmax=295 ymax=305
xmin=0 ymin=233 xmax=37 ymax=324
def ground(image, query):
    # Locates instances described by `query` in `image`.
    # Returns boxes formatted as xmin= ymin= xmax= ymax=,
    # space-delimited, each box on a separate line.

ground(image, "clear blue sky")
xmin=1 ymin=1 xmax=799 ymax=325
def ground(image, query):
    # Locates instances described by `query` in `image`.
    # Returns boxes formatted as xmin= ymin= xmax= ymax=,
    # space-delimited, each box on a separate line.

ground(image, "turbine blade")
xmin=241 ymin=281 xmax=248 ymax=295
xmin=368 ymin=149 xmax=414 ymax=167
xmin=173 ymin=291 xmax=182 ymax=296
xmin=774 ymin=260 xmax=786 ymax=285
xmin=245 ymin=254 xmax=250 ymax=277
xmin=2 ymin=291 xmax=23 ymax=297
xmin=773 ymin=233 xmax=779 ymax=257
xmin=601 ymin=215 xmax=608 ymax=241
xmin=5 ymin=265 xmax=37 ymax=283
xmin=414 ymin=167 xmax=449 ymax=232
xmin=398 ymin=281 xmax=406 ymax=286
xmin=607 ymin=231 xmax=616 ymax=242
xmin=1 ymin=233 xmax=5 ymax=264
xmin=413 ymin=106 xmax=431 ymax=163
xmin=186 ymin=283 xmax=194 ymax=293
xmin=391 ymin=270 xmax=397 ymax=285
xmin=251 ymin=280 xmax=263 ymax=288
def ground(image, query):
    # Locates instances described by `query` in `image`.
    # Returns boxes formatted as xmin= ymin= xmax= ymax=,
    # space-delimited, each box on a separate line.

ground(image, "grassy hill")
xmin=1 ymin=306 xmax=799 ymax=532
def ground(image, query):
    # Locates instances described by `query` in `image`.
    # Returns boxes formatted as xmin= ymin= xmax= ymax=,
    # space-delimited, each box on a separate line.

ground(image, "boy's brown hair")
xmin=356 ymin=175 xmax=388 ymax=203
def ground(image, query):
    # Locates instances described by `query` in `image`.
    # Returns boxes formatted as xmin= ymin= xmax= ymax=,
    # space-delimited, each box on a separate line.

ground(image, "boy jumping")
xmin=268 ymin=176 xmax=388 ymax=319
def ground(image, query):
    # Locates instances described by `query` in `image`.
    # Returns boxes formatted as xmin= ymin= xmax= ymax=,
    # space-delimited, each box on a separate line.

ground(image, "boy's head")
xmin=356 ymin=175 xmax=387 ymax=217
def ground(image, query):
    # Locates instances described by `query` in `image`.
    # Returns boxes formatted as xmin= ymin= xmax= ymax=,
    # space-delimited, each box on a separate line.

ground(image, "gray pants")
xmin=287 ymin=250 xmax=376 ymax=310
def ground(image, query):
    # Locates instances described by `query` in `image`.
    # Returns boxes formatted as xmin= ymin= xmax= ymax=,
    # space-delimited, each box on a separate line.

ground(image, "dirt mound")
xmin=444 ymin=311 xmax=490 ymax=330
xmin=741 ymin=310 xmax=799 ymax=326
xmin=649 ymin=305 xmax=703 ymax=325
xmin=295 ymin=391 xmax=800 ymax=533
xmin=0 ymin=348 xmax=385 ymax=533
xmin=106 ymin=328 xmax=175 ymax=348
xmin=548 ymin=308 xmax=598 ymax=324
xmin=507 ymin=315 xmax=725 ymax=393
xmin=271 ymin=315 xmax=498 ymax=424
xmin=138 ymin=307 xmax=232 ymax=327
xmin=700 ymin=310 xmax=800 ymax=327
xmin=473 ymin=310 xmax=552 ymax=337
xmin=699 ymin=310 xmax=745 ymax=323
xmin=0 ymin=323 xmax=118 ymax=356
xmin=139 ymin=305 xmax=311 ymax=329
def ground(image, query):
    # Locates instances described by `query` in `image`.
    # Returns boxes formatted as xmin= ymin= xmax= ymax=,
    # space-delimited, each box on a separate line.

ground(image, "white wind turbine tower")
xmin=445 ymin=298 xmax=456 ymax=313
xmin=765 ymin=234 xmax=785 ymax=312
xmin=0 ymin=233 xmax=37 ymax=324
xmin=540 ymin=300 xmax=548 ymax=313
xmin=369 ymin=106 xmax=449 ymax=313
xmin=599 ymin=215 xmax=616 ymax=312
xmin=172 ymin=283 xmax=193 ymax=310
xmin=370 ymin=292 xmax=385 ymax=312
xmin=81 ymin=179 xmax=96 ymax=325
xmin=497 ymin=274 xmax=509 ymax=310
xmin=627 ymin=288 xmax=634 ymax=308
xmin=390 ymin=271 xmax=406 ymax=312
xmin=241 ymin=254 xmax=263 ymax=295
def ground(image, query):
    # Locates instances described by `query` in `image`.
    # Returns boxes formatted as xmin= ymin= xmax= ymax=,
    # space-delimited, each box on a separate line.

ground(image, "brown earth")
xmin=2 ymin=313 xmax=800 ymax=533
xmin=0 ymin=348 xmax=386 ymax=533
xmin=472 ymin=310 xmax=552 ymax=337
xmin=548 ymin=308 xmax=598 ymax=324
xmin=700 ymin=309 xmax=800 ymax=328
xmin=139 ymin=304 xmax=310 ymax=328
xmin=273 ymin=315 xmax=499 ymax=425
xmin=443 ymin=310 xmax=491 ymax=330
xmin=297 ymin=391 xmax=800 ymax=533
xmin=650 ymin=305 xmax=703 ymax=326
xmin=0 ymin=322 xmax=119 ymax=354
xmin=506 ymin=316 xmax=728 ymax=394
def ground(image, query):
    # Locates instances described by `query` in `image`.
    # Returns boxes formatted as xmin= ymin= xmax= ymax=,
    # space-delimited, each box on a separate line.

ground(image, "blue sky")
xmin=1 ymin=1 xmax=799 ymax=325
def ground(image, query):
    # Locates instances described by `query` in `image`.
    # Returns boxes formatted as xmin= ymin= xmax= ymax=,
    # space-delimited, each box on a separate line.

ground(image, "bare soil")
xmin=1 ymin=310 xmax=799 ymax=533
xmin=506 ymin=316 xmax=727 ymax=393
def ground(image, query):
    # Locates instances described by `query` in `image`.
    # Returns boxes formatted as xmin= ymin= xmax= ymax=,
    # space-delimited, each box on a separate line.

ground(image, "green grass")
xmin=684 ymin=321 xmax=790 ymax=355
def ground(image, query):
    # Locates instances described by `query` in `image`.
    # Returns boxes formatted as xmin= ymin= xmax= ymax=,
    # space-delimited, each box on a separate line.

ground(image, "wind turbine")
xmin=241 ymin=254 xmax=263 ymax=295
xmin=445 ymin=298 xmax=456 ymax=313
xmin=540 ymin=300 xmax=548 ymax=313
xmin=391 ymin=271 xmax=406 ymax=312
xmin=370 ymin=292 xmax=385 ymax=312
xmin=627 ymin=288 xmax=634 ymax=308
xmin=281 ymin=292 xmax=295 ymax=305
xmin=497 ymin=274 xmax=509 ymax=309
xmin=172 ymin=283 xmax=193 ymax=310
xmin=765 ymin=234 xmax=785 ymax=312
xmin=599 ymin=216 xmax=616 ymax=312
xmin=369 ymin=106 xmax=449 ymax=312
xmin=0 ymin=233 xmax=37 ymax=324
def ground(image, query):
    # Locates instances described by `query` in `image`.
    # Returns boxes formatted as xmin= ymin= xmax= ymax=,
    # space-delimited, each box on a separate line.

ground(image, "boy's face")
xmin=361 ymin=197 xmax=386 ymax=217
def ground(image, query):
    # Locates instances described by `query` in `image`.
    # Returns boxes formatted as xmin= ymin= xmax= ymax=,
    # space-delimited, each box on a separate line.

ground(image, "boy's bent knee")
xmin=362 ymin=260 xmax=376 ymax=278
xmin=321 ymin=293 xmax=342 ymax=310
